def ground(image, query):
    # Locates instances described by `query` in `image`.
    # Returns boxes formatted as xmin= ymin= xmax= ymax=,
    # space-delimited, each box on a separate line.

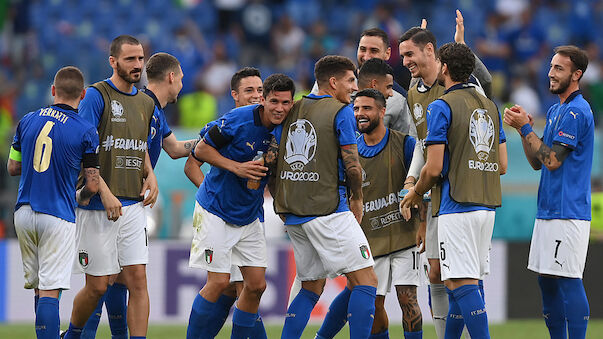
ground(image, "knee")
xmin=244 ymin=279 xmax=267 ymax=297
xmin=87 ymin=281 xmax=109 ymax=298
xmin=301 ymin=279 xmax=326 ymax=296
xmin=123 ymin=267 xmax=148 ymax=294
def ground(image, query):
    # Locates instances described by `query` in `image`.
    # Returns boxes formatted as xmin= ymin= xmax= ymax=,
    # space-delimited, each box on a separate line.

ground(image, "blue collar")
xmin=563 ymin=90 xmax=582 ymax=104
xmin=142 ymin=87 xmax=162 ymax=109
xmin=306 ymin=93 xmax=332 ymax=99
xmin=444 ymin=82 xmax=473 ymax=94
xmin=51 ymin=104 xmax=78 ymax=113
xmin=105 ymin=78 xmax=138 ymax=96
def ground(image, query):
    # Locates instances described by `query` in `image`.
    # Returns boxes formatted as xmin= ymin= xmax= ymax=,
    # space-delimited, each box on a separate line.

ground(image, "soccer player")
xmin=399 ymin=11 xmax=492 ymax=338
xmin=504 ymin=45 xmax=592 ymax=339
xmin=401 ymin=42 xmax=507 ymax=339
xmin=63 ymin=35 xmax=158 ymax=339
xmin=8 ymin=66 xmax=100 ymax=339
xmin=185 ymin=74 xmax=295 ymax=339
xmin=355 ymin=89 xmax=421 ymax=338
xmin=267 ymin=55 xmax=377 ymax=339
xmin=313 ymin=59 xmax=422 ymax=339
xmin=184 ymin=67 xmax=267 ymax=338
xmin=80 ymin=52 xmax=195 ymax=339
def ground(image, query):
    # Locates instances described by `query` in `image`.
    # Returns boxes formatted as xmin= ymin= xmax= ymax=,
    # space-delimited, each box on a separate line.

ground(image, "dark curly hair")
xmin=438 ymin=42 xmax=475 ymax=83
xmin=354 ymin=88 xmax=386 ymax=109
xmin=263 ymin=73 xmax=295 ymax=98
xmin=314 ymin=55 xmax=356 ymax=87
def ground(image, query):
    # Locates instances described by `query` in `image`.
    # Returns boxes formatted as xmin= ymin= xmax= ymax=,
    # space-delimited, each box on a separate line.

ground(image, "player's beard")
xmin=358 ymin=117 xmax=380 ymax=134
xmin=116 ymin=62 xmax=142 ymax=84
xmin=549 ymin=74 xmax=571 ymax=95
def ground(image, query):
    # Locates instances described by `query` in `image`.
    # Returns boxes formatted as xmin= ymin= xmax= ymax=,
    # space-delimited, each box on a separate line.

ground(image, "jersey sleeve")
xmin=552 ymin=107 xmax=582 ymax=149
xmin=203 ymin=114 xmax=234 ymax=149
xmin=11 ymin=119 xmax=23 ymax=151
xmin=272 ymin=124 xmax=283 ymax=146
xmin=335 ymin=105 xmax=357 ymax=146
xmin=403 ymin=135 xmax=416 ymax=169
xmin=79 ymin=87 xmax=105 ymax=128
xmin=424 ymin=99 xmax=451 ymax=145
xmin=82 ymin=127 xmax=100 ymax=155
xmin=160 ymin=110 xmax=172 ymax=138
xmin=498 ymin=110 xmax=506 ymax=143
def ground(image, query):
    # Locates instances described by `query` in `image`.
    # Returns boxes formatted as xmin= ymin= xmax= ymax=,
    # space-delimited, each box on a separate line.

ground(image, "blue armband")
xmin=520 ymin=123 xmax=533 ymax=137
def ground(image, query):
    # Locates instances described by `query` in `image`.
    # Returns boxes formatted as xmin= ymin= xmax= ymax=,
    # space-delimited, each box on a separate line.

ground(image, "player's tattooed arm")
xmin=7 ymin=159 xmax=21 ymax=176
xmin=77 ymin=167 xmax=100 ymax=206
xmin=162 ymin=133 xmax=195 ymax=159
xmin=341 ymin=144 xmax=364 ymax=223
xmin=524 ymin=132 xmax=571 ymax=171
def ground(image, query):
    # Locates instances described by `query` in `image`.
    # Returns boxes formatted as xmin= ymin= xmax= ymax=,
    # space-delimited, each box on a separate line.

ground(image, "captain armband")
xmin=9 ymin=146 xmax=21 ymax=162
xmin=82 ymin=153 xmax=100 ymax=169
xmin=520 ymin=123 xmax=533 ymax=137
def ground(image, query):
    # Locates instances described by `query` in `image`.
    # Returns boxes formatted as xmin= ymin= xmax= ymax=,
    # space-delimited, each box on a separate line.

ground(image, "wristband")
xmin=520 ymin=123 xmax=533 ymax=137
xmin=9 ymin=146 xmax=21 ymax=162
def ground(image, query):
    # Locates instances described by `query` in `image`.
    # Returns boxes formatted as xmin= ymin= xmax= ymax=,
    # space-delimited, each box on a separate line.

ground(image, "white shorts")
xmin=230 ymin=265 xmax=243 ymax=282
xmin=425 ymin=202 xmax=439 ymax=259
xmin=374 ymin=247 xmax=422 ymax=296
xmin=14 ymin=205 xmax=76 ymax=290
xmin=189 ymin=203 xmax=267 ymax=273
xmin=528 ymin=219 xmax=590 ymax=279
xmin=286 ymin=211 xmax=374 ymax=281
xmin=74 ymin=202 xmax=148 ymax=276
xmin=438 ymin=210 xmax=494 ymax=281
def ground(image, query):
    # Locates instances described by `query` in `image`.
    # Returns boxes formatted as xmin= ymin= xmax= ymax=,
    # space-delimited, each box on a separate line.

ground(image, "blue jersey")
xmin=12 ymin=105 xmax=99 ymax=222
xmin=142 ymin=88 xmax=173 ymax=168
xmin=425 ymin=84 xmax=506 ymax=215
xmin=78 ymin=79 xmax=142 ymax=210
xmin=357 ymin=128 xmax=415 ymax=169
xmin=273 ymin=94 xmax=358 ymax=225
xmin=196 ymin=104 xmax=272 ymax=226
xmin=537 ymin=91 xmax=594 ymax=220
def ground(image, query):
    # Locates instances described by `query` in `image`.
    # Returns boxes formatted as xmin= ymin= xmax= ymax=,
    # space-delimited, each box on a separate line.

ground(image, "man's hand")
xmin=504 ymin=105 xmax=532 ymax=131
xmin=349 ymin=197 xmax=363 ymax=224
xmin=100 ymin=189 xmax=122 ymax=221
xmin=454 ymin=9 xmax=465 ymax=44
xmin=76 ymin=188 xmax=92 ymax=207
xmin=234 ymin=160 xmax=268 ymax=180
xmin=420 ymin=18 xmax=427 ymax=29
xmin=400 ymin=187 xmax=423 ymax=221
xmin=416 ymin=220 xmax=426 ymax=253
xmin=141 ymin=170 xmax=159 ymax=207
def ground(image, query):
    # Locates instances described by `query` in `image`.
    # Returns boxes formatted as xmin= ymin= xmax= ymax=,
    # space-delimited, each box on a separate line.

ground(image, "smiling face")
xmin=233 ymin=76 xmax=263 ymax=107
xmin=357 ymin=35 xmax=391 ymax=67
xmin=111 ymin=43 xmax=145 ymax=84
xmin=399 ymin=39 xmax=431 ymax=79
xmin=354 ymin=95 xmax=384 ymax=134
xmin=333 ymin=70 xmax=359 ymax=104
xmin=548 ymin=53 xmax=575 ymax=95
xmin=260 ymin=90 xmax=293 ymax=127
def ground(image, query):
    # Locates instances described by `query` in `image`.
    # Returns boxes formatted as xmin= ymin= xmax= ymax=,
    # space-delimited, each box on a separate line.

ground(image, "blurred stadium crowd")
xmin=0 ymin=0 xmax=602 ymax=237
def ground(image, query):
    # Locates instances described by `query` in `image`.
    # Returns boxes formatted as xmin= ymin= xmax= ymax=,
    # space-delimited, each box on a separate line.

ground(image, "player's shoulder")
xmin=566 ymin=94 xmax=594 ymax=119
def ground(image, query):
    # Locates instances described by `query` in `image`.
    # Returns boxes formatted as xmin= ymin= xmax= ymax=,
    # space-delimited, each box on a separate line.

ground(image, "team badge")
xmin=469 ymin=109 xmax=495 ymax=161
xmin=359 ymin=245 xmax=370 ymax=259
xmin=110 ymin=100 xmax=126 ymax=122
xmin=413 ymin=103 xmax=423 ymax=121
xmin=79 ymin=251 xmax=89 ymax=268
xmin=285 ymin=119 xmax=317 ymax=171
xmin=204 ymin=249 xmax=213 ymax=264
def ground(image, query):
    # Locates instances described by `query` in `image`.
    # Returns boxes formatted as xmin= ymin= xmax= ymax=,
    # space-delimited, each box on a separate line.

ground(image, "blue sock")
xmin=64 ymin=322 xmax=84 ymax=339
xmin=281 ymin=288 xmax=320 ymax=339
xmin=35 ymin=297 xmax=59 ymax=339
xmin=317 ymin=287 xmax=351 ymax=339
xmin=106 ymin=283 xmax=128 ymax=339
xmin=231 ymin=307 xmax=258 ymax=339
xmin=34 ymin=295 xmax=40 ymax=314
xmin=445 ymin=288 xmax=464 ymax=339
xmin=558 ymin=278 xmax=589 ymax=339
xmin=452 ymin=285 xmax=490 ymax=339
xmin=348 ymin=285 xmax=376 ymax=339
xmin=81 ymin=293 xmax=105 ymax=339
xmin=404 ymin=330 xmax=423 ymax=339
xmin=251 ymin=313 xmax=267 ymax=339
xmin=478 ymin=280 xmax=485 ymax=303
xmin=538 ymin=276 xmax=567 ymax=339
xmin=206 ymin=294 xmax=236 ymax=337
xmin=186 ymin=293 xmax=215 ymax=339
xmin=369 ymin=329 xmax=389 ymax=339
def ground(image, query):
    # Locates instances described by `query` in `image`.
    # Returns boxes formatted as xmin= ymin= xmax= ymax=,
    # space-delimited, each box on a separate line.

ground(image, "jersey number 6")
xmin=33 ymin=121 xmax=55 ymax=173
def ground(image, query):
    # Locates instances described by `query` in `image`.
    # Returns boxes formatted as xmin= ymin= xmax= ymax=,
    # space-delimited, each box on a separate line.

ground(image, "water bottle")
xmin=247 ymin=151 xmax=264 ymax=190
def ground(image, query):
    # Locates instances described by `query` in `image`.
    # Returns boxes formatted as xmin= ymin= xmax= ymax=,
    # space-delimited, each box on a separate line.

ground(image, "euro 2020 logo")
xmin=284 ymin=119 xmax=317 ymax=171
xmin=469 ymin=109 xmax=495 ymax=161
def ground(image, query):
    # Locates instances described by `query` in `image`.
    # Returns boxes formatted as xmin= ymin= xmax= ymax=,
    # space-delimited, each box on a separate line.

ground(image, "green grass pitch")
xmin=1 ymin=321 xmax=603 ymax=338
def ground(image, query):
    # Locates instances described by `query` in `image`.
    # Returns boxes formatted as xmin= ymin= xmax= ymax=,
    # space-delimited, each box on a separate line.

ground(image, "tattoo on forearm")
xmin=526 ymin=133 xmax=557 ymax=167
xmin=81 ymin=168 xmax=100 ymax=200
xmin=184 ymin=141 xmax=192 ymax=150
xmin=396 ymin=286 xmax=423 ymax=332
xmin=341 ymin=145 xmax=363 ymax=198
xmin=265 ymin=136 xmax=279 ymax=170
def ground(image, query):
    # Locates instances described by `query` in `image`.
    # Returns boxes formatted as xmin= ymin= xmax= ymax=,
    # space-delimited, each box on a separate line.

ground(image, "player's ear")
xmin=168 ymin=71 xmax=175 ymax=84
xmin=329 ymin=76 xmax=337 ymax=90
xmin=80 ymin=88 xmax=86 ymax=101
xmin=572 ymin=69 xmax=582 ymax=82
xmin=385 ymin=47 xmax=391 ymax=61
xmin=371 ymin=79 xmax=378 ymax=89
xmin=51 ymin=85 xmax=56 ymax=97
xmin=231 ymin=90 xmax=238 ymax=103
xmin=109 ymin=56 xmax=117 ymax=69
